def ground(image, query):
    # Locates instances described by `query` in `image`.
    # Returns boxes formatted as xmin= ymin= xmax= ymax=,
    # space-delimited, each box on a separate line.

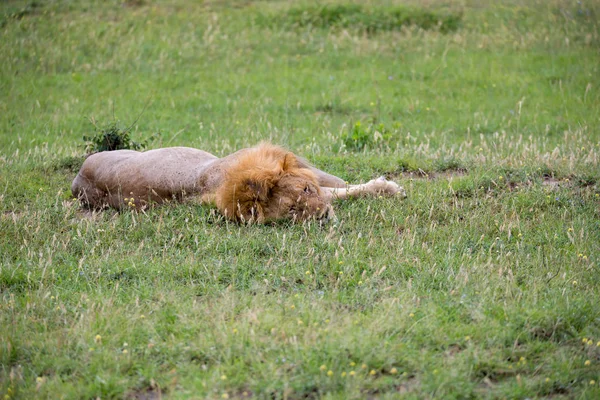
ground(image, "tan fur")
xmin=72 ymin=143 xmax=405 ymax=223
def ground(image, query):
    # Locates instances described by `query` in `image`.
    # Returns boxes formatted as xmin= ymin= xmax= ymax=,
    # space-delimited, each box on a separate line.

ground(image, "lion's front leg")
xmin=322 ymin=177 xmax=406 ymax=200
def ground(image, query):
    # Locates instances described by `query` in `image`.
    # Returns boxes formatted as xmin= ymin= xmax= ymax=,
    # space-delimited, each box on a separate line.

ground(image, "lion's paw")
xmin=366 ymin=177 xmax=407 ymax=198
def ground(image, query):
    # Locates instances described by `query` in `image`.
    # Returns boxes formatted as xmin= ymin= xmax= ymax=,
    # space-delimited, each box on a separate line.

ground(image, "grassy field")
xmin=1 ymin=0 xmax=600 ymax=398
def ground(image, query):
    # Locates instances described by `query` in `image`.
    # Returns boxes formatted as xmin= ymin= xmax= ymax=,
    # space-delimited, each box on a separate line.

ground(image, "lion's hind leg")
xmin=71 ymin=173 xmax=109 ymax=209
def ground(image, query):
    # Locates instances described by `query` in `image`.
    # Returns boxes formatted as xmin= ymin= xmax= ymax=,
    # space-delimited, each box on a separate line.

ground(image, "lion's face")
xmin=261 ymin=170 xmax=332 ymax=222
xmin=215 ymin=145 xmax=333 ymax=223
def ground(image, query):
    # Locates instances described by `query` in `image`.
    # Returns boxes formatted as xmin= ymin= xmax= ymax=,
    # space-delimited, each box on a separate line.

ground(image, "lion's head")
xmin=215 ymin=144 xmax=333 ymax=223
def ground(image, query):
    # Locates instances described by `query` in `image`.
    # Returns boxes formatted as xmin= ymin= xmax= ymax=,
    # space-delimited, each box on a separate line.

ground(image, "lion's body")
xmin=72 ymin=143 xmax=404 ymax=222
xmin=73 ymin=147 xmax=234 ymax=209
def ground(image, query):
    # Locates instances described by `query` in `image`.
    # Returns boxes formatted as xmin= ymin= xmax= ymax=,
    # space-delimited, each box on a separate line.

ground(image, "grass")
xmin=1 ymin=0 xmax=600 ymax=398
xmin=256 ymin=3 xmax=463 ymax=34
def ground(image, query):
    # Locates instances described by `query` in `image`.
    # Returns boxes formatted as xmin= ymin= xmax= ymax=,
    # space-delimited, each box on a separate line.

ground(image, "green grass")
xmin=256 ymin=3 xmax=463 ymax=34
xmin=1 ymin=0 xmax=600 ymax=398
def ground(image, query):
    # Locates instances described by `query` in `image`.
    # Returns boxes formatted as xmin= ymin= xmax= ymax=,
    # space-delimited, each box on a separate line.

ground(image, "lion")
xmin=71 ymin=143 xmax=405 ymax=223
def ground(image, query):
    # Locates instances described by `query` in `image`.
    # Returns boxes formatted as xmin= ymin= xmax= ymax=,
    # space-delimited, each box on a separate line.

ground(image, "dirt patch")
xmin=398 ymin=169 xmax=467 ymax=180
xmin=126 ymin=388 xmax=162 ymax=400
xmin=228 ymin=390 xmax=254 ymax=399
xmin=399 ymin=172 xmax=583 ymax=192
xmin=1 ymin=211 xmax=23 ymax=222
xmin=541 ymin=177 xmax=562 ymax=189
xmin=396 ymin=375 xmax=421 ymax=395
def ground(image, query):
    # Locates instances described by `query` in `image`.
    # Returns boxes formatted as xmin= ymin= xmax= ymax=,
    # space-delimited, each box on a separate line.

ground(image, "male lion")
xmin=71 ymin=143 xmax=405 ymax=223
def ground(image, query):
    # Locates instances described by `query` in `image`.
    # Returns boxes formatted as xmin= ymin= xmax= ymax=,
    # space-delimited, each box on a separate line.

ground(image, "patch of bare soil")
xmin=126 ymin=388 xmax=162 ymax=400
xmin=396 ymin=375 xmax=421 ymax=395
xmin=1 ymin=211 xmax=23 ymax=222
xmin=398 ymin=169 xmax=468 ymax=180
xmin=541 ymin=177 xmax=563 ymax=189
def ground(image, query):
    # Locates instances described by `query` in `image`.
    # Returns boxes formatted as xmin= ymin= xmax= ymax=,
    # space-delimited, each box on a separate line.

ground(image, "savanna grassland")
xmin=1 ymin=0 xmax=600 ymax=398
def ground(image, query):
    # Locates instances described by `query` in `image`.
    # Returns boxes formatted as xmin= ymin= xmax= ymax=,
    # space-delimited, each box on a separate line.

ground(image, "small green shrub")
xmin=83 ymin=120 xmax=158 ymax=154
xmin=341 ymin=121 xmax=394 ymax=151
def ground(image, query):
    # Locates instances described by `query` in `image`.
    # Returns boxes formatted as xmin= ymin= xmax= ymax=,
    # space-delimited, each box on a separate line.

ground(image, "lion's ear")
xmin=280 ymin=153 xmax=298 ymax=172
